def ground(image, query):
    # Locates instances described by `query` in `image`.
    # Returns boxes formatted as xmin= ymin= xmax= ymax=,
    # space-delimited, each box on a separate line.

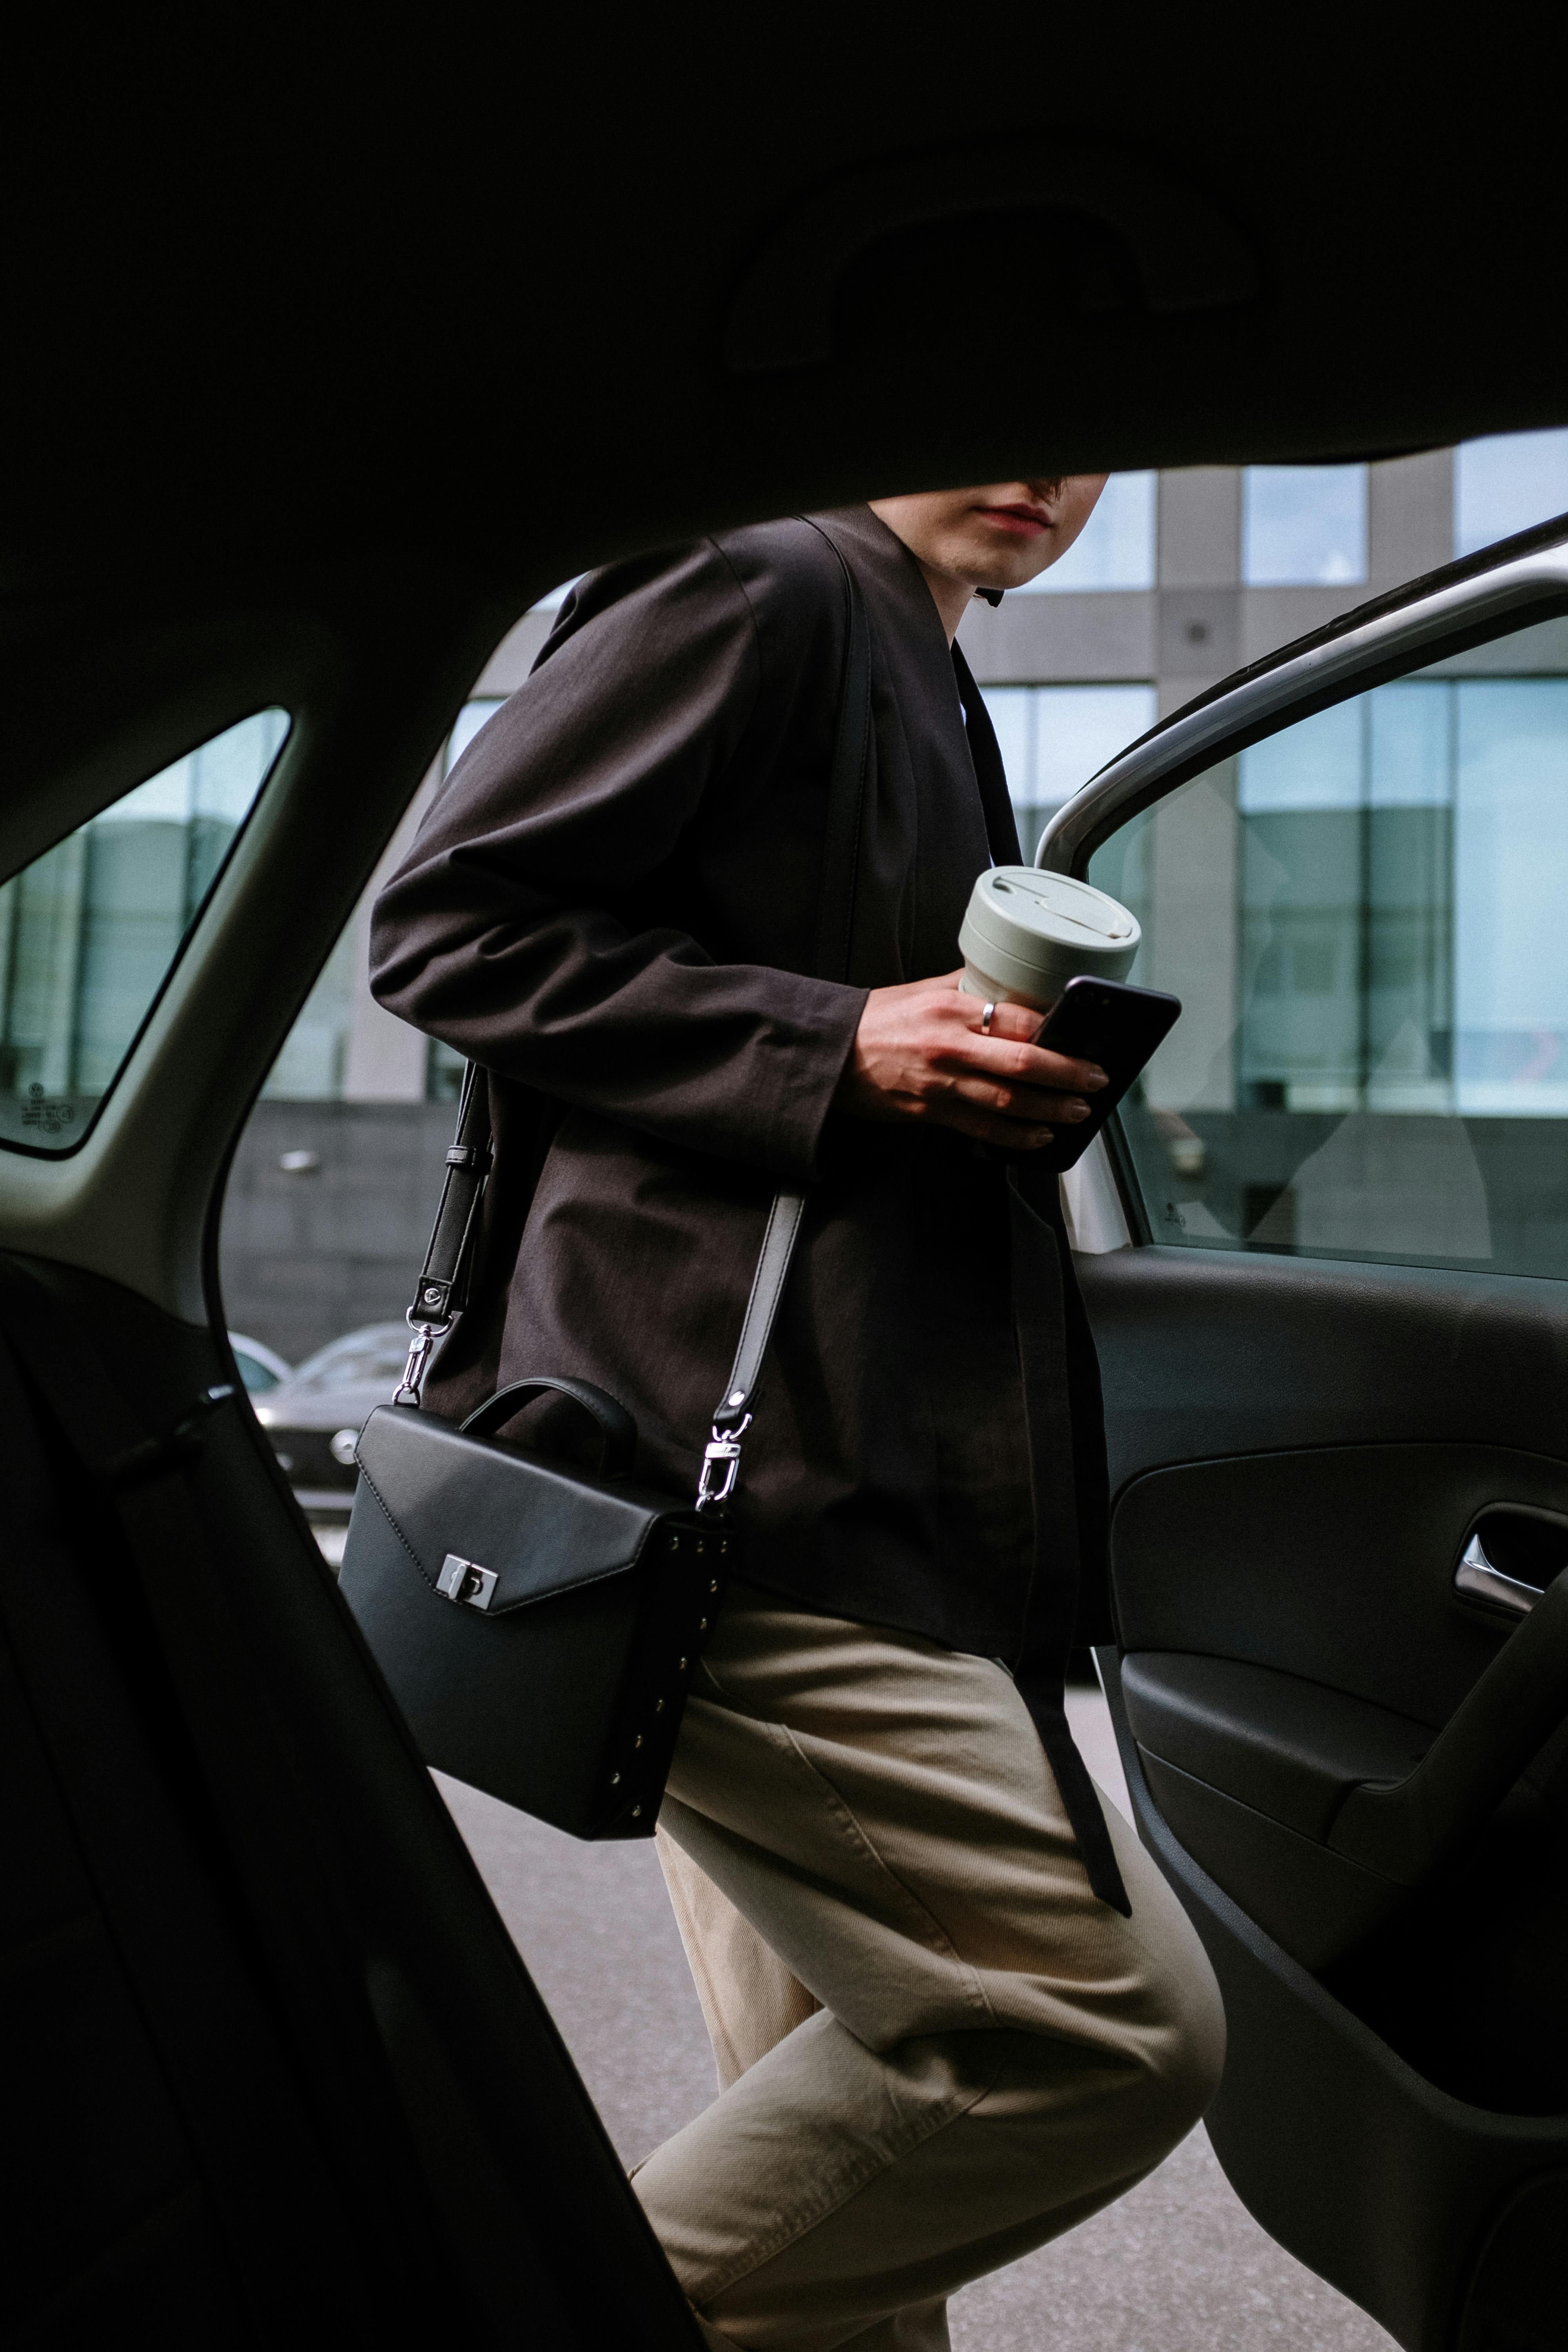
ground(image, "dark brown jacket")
xmin=369 ymin=505 xmax=1113 ymax=1668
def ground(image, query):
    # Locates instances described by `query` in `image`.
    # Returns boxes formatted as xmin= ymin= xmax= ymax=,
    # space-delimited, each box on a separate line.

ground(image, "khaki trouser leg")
xmin=637 ymin=1583 xmax=1225 ymax=2352
xmin=658 ymin=1830 xmax=822 ymax=2092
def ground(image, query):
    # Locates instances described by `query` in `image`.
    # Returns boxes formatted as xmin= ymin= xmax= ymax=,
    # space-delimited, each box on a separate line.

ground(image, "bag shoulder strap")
xmin=396 ymin=1062 xmax=492 ymax=1404
xmin=399 ymin=527 xmax=873 ymax=1513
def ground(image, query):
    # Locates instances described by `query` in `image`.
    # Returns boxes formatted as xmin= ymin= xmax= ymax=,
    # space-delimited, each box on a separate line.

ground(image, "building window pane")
xmin=981 ymin=682 xmax=1156 ymax=860
xmin=0 ymin=709 xmax=288 ymax=1152
xmin=1242 ymin=466 xmax=1367 ymax=586
xmin=1454 ymin=429 xmax=1568 ymax=559
xmin=1014 ymin=473 xmax=1156 ymax=593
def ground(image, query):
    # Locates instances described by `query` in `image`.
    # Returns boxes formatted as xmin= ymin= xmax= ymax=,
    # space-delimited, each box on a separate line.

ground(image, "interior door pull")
xmin=1328 ymin=1566 xmax=1568 ymax=1886
xmin=1454 ymin=1531 xmax=1541 ymax=1619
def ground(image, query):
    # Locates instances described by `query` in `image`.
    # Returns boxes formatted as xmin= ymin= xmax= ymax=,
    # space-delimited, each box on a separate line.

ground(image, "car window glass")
xmin=1088 ymin=614 xmax=1568 ymax=1275
xmin=0 ymin=708 xmax=289 ymax=1152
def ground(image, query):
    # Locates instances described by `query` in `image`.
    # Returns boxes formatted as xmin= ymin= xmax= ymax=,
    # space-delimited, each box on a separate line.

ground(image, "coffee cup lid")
xmin=964 ymin=868 xmax=1138 ymax=963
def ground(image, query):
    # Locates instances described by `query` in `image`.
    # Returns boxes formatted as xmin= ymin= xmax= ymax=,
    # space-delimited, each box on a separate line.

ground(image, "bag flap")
xmin=354 ymin=1403 xmax=682 ymax=1613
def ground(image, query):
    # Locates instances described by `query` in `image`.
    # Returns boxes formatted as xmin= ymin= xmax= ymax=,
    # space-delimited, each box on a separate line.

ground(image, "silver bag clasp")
xmin=696 ymin=1414 xmax=750 ymax=1513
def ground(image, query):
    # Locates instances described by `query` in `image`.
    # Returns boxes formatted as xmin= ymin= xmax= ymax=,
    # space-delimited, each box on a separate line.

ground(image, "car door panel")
xmin=1119 ymin=1651 xmax=1440 ymax=1843
xmin=1106 ymin=1423 xmax=1566 ymax=1720
xmin=1100 ymin=1647 xmax=1568 ymax=2352
xmin=1050 ymin=539 xmax=1568 ymax=2351
xmin=1085 ymin=1244 xmax=1568 ymax=1487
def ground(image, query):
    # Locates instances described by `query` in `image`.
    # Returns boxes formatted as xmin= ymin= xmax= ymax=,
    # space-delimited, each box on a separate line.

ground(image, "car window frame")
xmin=1037 ymin=529 xmax=1568 ymax=1258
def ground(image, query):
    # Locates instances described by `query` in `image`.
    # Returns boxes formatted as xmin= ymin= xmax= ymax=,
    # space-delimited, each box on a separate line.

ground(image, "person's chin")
xmin=970 ymin=558 xmax=1048 ymax=594
xmin=945 ymin=531 xmax=1049 ymax=593
xmin=965 ymin=537 xmax=1053 ymax=590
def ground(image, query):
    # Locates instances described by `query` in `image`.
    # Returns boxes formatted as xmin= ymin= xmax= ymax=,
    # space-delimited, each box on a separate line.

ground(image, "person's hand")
xmin=835 ymin=969 xmax=1107 ymax=1150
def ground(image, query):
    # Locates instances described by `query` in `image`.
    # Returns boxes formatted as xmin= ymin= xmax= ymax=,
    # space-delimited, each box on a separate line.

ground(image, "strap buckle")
xmin=395 ymin=1312 xmax=448 ymax=1408
xmin=696 ymin=1415 xmax=750 ymax=1512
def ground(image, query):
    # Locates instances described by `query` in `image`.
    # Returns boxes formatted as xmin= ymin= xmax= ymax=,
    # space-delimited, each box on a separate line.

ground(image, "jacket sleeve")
xmin=368 ymin=538 xmax=867 ymax=1183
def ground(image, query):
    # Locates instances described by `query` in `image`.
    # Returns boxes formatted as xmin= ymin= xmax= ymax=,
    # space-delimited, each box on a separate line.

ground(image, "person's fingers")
xmin=964 ymin=999 xmax=1041 ymax=1044
xmin=1037 ymin=1052 xmax=1107 ymax=1091
xmin=841 ymin=975 xmax=1111 ymax=1142
xmin=936 ymin=1100 xmax=1056 ymax=1149
xmin=933 ymin=975 xmax=1098 ymax=1067
xmin=920 ymin=972 xmax=1038 ymax=1042
xmin=944 ymin=1076 xmax=1091 ymax=1123
xmin=938 ymin=1030 xmax=1108 ymax=1094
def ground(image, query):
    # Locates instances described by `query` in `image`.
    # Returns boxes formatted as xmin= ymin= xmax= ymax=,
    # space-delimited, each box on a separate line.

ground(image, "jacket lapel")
xmin=952 ymin=643 xmax=1022 ymax=865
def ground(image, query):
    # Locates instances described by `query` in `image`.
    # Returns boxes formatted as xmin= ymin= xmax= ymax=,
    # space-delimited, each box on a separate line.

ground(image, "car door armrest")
xmin=1327 ymin=1568 xmax=1568 ymax=1885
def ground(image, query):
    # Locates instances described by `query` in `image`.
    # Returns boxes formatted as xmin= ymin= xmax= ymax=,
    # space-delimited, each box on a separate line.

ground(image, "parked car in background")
xmin=252 ymin=1323 xmax=409 ymax=1563
xmin=228 ymin=1332 xmax=292 ymax=1395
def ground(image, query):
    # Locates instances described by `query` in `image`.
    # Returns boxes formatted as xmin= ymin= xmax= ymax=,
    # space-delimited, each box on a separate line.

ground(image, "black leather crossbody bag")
xmin=338 ymin=527 xmax=870 ymax=1840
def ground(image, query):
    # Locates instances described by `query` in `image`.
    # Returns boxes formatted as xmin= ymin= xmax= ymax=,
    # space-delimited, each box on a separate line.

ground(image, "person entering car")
xmin=369 ymin=479 xmax=1226 ymax=2350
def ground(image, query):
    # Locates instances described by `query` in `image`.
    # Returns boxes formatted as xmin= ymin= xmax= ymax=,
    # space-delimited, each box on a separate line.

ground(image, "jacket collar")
xmin=806 ymin=503 xmax=957 ymax=671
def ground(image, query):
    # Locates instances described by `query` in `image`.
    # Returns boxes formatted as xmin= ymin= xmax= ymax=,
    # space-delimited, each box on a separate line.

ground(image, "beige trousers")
xmin=635 ymin=1583 xmax=1226 ymax=2352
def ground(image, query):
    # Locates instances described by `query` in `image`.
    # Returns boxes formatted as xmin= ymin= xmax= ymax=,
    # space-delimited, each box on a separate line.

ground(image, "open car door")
xmin=1049 ymin=517 xmax=1568 ymax=2352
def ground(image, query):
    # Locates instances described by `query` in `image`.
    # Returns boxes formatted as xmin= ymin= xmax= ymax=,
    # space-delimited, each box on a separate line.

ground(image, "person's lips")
xmin=976 ymin=503 xmax=1052 ymax=537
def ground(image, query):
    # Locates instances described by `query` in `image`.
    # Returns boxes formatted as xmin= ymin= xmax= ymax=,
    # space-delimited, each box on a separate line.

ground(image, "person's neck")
xmin=866 ymin=502 xmax=976 ymax=642
xmin=912 ymin=559 xmax=976 ymax=644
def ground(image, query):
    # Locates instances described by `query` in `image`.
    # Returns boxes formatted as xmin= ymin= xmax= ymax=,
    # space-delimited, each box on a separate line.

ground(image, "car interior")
xmin=4 ymin=23 xmax=1566 ymax=2351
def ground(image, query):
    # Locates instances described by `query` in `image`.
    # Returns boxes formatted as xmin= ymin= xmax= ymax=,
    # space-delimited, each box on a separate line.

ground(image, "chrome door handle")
xmin=1454 ymin=1531 xmax=1541 ymax=1619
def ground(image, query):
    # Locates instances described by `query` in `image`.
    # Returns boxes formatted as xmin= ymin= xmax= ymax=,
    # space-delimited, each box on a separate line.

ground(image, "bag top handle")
xmin=460 ymin=1375 xmax=638 ymax=1477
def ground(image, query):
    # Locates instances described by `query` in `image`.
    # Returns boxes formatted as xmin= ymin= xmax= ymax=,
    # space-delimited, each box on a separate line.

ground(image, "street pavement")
xmin=437 ymin=1686 xmax=1394 ymax=2350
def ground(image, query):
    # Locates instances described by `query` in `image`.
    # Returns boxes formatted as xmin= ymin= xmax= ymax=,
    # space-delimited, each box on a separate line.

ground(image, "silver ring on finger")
xmin=980 ymin=1001 xmax=996 ymax=1034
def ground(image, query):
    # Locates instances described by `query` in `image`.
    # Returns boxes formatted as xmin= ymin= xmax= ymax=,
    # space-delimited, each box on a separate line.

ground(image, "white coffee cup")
xmin=958 ymin=867 xmax=1140 ymax=1014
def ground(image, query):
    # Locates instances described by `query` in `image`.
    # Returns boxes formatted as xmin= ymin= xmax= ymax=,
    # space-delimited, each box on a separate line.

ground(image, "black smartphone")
xmin=1030 ymin=976 xmax=1181 ymax=1172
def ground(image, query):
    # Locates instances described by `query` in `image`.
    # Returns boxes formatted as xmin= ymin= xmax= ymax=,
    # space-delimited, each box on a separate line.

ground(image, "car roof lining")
xmin=5 ymin=27 xmax=1567 ymax=588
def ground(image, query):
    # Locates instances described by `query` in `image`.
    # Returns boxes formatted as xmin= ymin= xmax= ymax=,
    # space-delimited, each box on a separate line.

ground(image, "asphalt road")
xmin=437 ymin=1688 xmax=1394 ymax=2351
